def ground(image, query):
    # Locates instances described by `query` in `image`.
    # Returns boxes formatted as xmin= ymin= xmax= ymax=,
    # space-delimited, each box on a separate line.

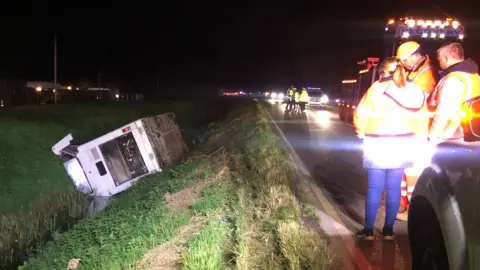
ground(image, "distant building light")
xmin=76 ymin=87 xmax=79 ymax=90
xmin=67 ymin=86 xmax=72 ymax=90
xmin=35 ymin=86 xmax=42 ymax=92
xmin=115 ymin=94 xmax=119 ymax=98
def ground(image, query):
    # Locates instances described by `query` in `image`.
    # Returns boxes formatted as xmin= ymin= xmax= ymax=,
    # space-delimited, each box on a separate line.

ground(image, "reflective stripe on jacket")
xmin=407 ymin=56 xmax=437 ymax=97
xmin=429 ymin=60 xmax=480 ymax=141
xmin=354 ymin=78 xmax=429 ymax=169
xmin=299 ymin=89 xmax=309 ymax=103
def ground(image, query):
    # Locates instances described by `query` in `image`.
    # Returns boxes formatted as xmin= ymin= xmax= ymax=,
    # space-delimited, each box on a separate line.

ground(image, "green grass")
xmin=0 ymin=99 xmax=248 ymax=269
xmin=23 ymin=158 xmax=216 ymax=269
xmin=181 ymin=219 xmax=232 ymax=270
xmin=190 ymin=182 xmax=230 ymax=215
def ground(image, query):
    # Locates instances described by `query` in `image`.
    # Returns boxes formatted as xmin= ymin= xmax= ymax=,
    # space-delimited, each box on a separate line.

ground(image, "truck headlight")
xmin=271 ymin=92 xmax=277 ymax=98
xmin=277 ymin=93 xmax=284 ymax=99
xmin=320 ymin=95 xmax=329 ymax=103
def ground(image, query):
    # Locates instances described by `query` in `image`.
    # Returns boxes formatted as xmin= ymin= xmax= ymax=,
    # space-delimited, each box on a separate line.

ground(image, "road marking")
xmin=262 ymin=104 xmax=373 ymax=270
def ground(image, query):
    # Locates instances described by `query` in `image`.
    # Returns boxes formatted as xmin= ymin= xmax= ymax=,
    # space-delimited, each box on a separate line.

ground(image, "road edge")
xmin=261 ymin=103 xmax=372 ymax=270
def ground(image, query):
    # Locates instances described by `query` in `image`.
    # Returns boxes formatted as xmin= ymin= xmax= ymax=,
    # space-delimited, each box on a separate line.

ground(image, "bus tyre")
xmin=409 ymin=197 xmax=450 ymax=270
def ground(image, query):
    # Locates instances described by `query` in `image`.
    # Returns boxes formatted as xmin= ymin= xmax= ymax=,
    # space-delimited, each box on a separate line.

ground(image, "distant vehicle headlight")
xmin=271 ymin=92 xmax=277 ymax=98
xmin=320 ymin=95 xmax=329 ymax=103
xmin=277 ymin=93 xmax=284 ymax=99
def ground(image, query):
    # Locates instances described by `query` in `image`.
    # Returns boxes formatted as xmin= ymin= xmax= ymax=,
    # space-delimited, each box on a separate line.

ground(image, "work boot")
xmin=396 ymin=208 xmax=408 ymax=221
xmin=382 ymin=227 xmax=395 ymax=241
xmin=355 ymin=228 xmax=374 ymax=241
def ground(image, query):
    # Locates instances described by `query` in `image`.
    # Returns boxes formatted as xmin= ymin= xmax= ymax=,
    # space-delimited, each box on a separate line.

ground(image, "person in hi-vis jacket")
xmin=354 ymin=56 xmax=430 ymax=241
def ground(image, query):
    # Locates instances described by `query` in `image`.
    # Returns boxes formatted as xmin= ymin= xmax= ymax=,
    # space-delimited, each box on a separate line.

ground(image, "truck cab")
xmin=409 ymin=95 xmax=480 ymax=270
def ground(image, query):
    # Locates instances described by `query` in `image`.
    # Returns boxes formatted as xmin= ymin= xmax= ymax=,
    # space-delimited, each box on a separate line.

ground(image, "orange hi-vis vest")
xmin=354 ymin=79 xmax=429 ymax=137
xmin=354 ymin=78 xmax=429 ymax=169
xmin=430 ymin=71 xmax=480 ymax=141
xmin=407 ymin=56 xmax=437 ymax=97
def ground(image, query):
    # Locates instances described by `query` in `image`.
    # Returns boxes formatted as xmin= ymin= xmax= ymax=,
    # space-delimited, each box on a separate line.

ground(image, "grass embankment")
xmin=23 ymin=102 xmax=335 ymax=269
xmin=0 ymin=99 xmax=242 ymax=269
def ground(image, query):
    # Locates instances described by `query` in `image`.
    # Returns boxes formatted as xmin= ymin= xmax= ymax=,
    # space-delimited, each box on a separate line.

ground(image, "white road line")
xmin=262 ymin=105 xmax=373 ymax=270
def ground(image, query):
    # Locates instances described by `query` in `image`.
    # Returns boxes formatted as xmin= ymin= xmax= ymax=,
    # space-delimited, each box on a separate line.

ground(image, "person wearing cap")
xmin=396 ymin=41 xmax=438 ymax=221
xmin=396 ymin=41 xmax=438 ymax=98
xmin=354 ymin=57 xmax=429 ymax=240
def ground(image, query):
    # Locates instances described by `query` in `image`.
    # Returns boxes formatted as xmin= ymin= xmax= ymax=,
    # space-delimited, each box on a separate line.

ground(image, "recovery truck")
xmin=52 ymin=113 xmax=188 ymax=197
xmin=338 ymin=11 xmax=465 ymax=125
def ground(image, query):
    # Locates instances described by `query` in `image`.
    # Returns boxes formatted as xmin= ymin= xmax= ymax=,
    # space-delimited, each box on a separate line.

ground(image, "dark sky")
xmin=1 ymin=3 xmax=479 ymax=94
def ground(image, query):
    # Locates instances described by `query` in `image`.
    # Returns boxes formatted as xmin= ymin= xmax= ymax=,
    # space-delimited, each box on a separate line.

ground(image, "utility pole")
xmin=156 ymin=70 xmax=160 ymax=98
xmin=53 ymin=36 xmax=57 ymax=104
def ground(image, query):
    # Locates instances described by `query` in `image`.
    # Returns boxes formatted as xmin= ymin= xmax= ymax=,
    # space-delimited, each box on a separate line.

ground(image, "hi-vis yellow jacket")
xmin=429 ymin=59 xmax=480 ymax=142
xmin=354 ymin=77 xmax=430 ymax=168
xmin=299 ymin=89 xmax=309 ymax=103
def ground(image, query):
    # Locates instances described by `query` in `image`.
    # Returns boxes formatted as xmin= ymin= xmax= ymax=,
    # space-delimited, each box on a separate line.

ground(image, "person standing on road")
xmin=395 ymin=41 xmax=439 ymax=220
xmin=286 ymin=86 xmax=296 ymax=110
xmin=354 ymin=57 xmax=429 ymax=240
xmin=294 ymin=88 xmax=300 ymax=111
xmin=298 ymin=87 xmax=310 ymax=112
xmin=428 ymin=42 xmax=480 ymax=144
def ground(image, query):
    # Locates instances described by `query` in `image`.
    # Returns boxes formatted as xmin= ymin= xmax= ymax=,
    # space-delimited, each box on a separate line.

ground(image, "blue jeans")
xmin=365 ymin=168 xmax=403 ymax=230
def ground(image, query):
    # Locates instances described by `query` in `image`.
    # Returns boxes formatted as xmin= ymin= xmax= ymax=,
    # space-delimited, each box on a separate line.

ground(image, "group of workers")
xmin=286 ymin=86 xmax=310 ymax=111
xmin=354 ymin=41 xmax=480 ymax=240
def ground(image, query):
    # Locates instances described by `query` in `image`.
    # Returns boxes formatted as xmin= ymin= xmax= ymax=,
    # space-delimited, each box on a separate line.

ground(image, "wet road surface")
xmin=263 ymin=101 xmax=411 ymax=269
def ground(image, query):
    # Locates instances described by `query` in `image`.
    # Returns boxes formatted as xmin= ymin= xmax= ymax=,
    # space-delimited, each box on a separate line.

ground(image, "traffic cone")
xmin=399 ymin=175 xmax=409 ymax=211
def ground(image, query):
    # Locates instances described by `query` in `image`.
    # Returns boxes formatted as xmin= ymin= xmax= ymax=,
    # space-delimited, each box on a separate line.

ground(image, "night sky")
xmin=1 ymin=3 xmax=479 ymax=95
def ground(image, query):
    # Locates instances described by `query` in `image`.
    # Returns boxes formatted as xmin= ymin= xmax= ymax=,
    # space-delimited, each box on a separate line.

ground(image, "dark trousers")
xmin=286 ymin=98 xmax=294 ymax=110
xmin=299 ymin=102 xmax=306 ymax=111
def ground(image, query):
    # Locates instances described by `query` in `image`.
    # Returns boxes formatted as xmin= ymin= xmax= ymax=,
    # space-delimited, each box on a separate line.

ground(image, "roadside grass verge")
xmin=1 ymin=99 xmax=246 ymax=269
xmin=180 ymin=103 xmax=335 ymax=269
